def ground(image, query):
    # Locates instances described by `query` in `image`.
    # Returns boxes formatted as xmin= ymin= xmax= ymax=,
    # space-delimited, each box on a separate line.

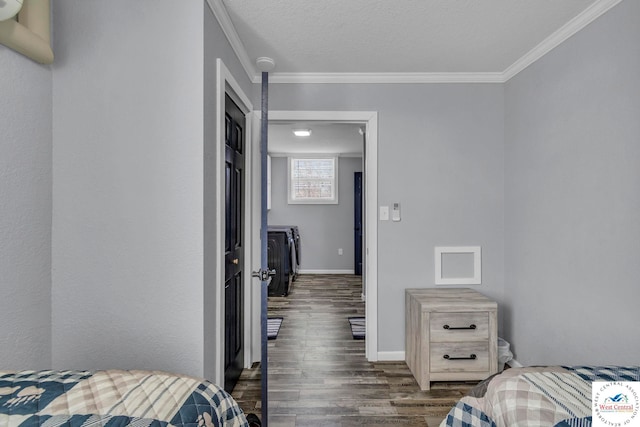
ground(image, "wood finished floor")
xmin=232 ymin=274 xmax=476 ymax=426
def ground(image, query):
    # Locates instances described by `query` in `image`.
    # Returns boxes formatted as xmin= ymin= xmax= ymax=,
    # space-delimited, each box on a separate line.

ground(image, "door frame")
xmin=215 ymin=59 xmax=254 ymax=387
xmin=252 ymin=110 xmax=379 ymax=361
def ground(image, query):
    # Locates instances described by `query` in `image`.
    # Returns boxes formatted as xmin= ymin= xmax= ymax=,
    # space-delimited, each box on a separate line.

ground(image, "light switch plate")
xmin=380 ymin=206 xmax=389 ymax=221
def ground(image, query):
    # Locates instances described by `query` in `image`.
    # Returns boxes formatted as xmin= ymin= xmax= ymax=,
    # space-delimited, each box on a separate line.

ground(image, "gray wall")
xmin=0 ymin=44 xmax=52 ymax=369
xmin=51 ymin=0 xmax=206 ymax=376
xmin=503 ymin=0 xmax=640 ymax=365
xmin=263 ymin=84 xmax=506 ymax=352
xmin=268 ymin=156 xmax=363 ymax=271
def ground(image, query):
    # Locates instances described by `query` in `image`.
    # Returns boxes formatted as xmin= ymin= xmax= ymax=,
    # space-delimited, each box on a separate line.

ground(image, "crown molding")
xmin=503 ymin=0 xmax=623 ymax=81
xmin=213 ymin=0 xmax=622 ymax=85
xmin=265 ymin=72 xmax=504 ymax=84
xmin=206 ymin=0 xmax=256 ymax=82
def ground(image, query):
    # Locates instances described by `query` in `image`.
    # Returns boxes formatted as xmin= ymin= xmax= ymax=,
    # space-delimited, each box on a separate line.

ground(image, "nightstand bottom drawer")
xmin=430 ymin=342 xmax=489 ymax=373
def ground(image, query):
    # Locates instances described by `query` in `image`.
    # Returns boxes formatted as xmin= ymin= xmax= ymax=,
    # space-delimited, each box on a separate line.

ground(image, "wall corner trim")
xmin=205 ymin=0 xmax=258 ymax=83
xmin=503 ymin=0 xmax=623 ymax=81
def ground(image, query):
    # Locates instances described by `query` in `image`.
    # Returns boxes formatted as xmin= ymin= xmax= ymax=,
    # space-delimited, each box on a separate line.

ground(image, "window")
xmin=288 ymin=157 xmax=338 ymax=204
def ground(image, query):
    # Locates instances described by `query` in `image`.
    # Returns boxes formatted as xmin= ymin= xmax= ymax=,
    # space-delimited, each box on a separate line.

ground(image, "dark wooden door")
xmin=224 ymin=94 xmax=245 ymax=392
xmin=354 ymin=172 xmax=363 ymax=276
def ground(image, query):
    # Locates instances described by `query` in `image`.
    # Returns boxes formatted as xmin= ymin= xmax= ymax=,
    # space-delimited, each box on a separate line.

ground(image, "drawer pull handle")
xmin=443 ymin=324 xmax=476 ymax=330
xmin=443 ymin=354 xmax=477 ymax=360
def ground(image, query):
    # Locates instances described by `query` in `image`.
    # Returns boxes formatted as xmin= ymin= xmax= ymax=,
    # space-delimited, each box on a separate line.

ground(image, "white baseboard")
xmin=377 ymin=351 xmax=405 ymax=361
xmin=507 ymin=358 xmax=523 ymax=368
xmin=298 ymin=269 xmax=355 ymax=275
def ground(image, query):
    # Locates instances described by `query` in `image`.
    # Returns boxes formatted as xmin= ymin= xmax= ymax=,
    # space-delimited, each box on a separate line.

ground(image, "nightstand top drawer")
xmin=406 ymin=288 xmax=497 ymax=311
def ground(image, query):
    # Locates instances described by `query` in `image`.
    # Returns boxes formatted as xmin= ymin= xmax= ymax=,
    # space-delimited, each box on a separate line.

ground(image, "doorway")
xmin=251 ymin=110 xmax=379 ymax=361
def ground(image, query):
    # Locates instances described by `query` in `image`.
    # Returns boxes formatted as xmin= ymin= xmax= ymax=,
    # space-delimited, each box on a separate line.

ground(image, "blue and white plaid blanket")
xmin=444 ymin=366 xmax=640 ymax=427
xmin=0 ymin=370 xmax=249 ymax=427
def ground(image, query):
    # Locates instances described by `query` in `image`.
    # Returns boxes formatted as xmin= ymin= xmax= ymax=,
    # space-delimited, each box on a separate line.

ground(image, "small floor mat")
xmin=348 ymin=316 xmax=365 ymax=340
xmin=267 ymin=317 xmax=283 ymax=340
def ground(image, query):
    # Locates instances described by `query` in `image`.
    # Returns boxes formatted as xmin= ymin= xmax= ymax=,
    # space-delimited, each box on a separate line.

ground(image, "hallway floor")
xmin=231 ymin=274 xmax=476 ymax=426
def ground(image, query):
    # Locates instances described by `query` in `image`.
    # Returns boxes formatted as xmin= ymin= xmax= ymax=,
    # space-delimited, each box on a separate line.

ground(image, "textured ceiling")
xmin=222 ymin=0 xmax=599 ymax=75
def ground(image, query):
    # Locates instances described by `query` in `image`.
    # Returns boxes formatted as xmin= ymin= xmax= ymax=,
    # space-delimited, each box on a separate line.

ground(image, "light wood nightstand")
xmin=405 ymin=288 xmax=498 ymax=391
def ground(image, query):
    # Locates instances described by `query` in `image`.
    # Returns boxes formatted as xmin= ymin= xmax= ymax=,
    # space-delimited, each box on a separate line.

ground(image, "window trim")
xmin=287 ymin=155 xmax=339 ymax=204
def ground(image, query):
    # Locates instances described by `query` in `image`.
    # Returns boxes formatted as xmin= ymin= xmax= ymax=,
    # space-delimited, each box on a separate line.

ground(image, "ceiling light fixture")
xmin=293 ymin=129 xmax=312 ymax=137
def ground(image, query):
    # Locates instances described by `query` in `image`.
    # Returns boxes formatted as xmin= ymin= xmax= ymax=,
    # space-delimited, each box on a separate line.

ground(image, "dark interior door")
xmin=354 ymin=172 xmax=363 ymax=276
xmin=224 ymin=94 xmax=245 ymax=392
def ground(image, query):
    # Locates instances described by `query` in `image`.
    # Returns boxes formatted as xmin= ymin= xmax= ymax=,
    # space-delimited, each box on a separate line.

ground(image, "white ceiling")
xmin=268 ymin=122 xmax=363 ymax=156
xmin=216 ymin=0 xmax=620 ymax=82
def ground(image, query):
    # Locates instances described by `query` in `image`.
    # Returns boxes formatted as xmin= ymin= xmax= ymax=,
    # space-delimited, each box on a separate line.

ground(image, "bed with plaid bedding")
xmin=0 ymin=370 xmax=249 ymax=427
xmin=443 ymin=366 xmax=640 ymax=427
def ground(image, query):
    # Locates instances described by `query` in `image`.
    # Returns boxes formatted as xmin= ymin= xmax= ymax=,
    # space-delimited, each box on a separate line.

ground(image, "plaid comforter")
xmin=0 ymin=370 xmax=249 ymax=427
xmin=444 ymin=366 xmax=640 ymax=427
